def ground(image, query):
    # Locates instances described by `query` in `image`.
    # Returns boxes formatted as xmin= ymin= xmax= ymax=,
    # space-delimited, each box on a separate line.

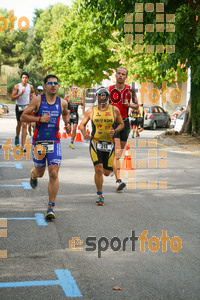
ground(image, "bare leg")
xmin=32 ymin=166 xmax=46 ymax=179
xmin=113 ymin=138 xmax=127 ymax=181
xmin=28 ymin=123 xmax=32 ymax=136
xmin=71 ymin=123 xmax=78 ymax=142
xmin=94 ymin=164 xmax=103 ymax=192
xmin=16 ymin=121 xmax=22 ymax=138
xmin=21 ymin=122 xmax=27 ymax=147
xmin=48 ymin=165 xmax=60 ymax=208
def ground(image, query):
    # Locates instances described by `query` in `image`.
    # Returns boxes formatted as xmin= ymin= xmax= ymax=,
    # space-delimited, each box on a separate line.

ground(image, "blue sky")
xmin=1 ymin=0 xmax=73 ymax=26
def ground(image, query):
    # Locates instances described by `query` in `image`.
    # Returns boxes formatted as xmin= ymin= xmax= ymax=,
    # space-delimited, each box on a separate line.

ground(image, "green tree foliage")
xmin=41 ymin=1 xmax=118 ymax=87
xmin=34 ymin=4 xmax=69 ymax=55
xmin=80 ymin=0 xmax=200 ymax=133
xmin=108 ymin=35 xmax=187 ymax=87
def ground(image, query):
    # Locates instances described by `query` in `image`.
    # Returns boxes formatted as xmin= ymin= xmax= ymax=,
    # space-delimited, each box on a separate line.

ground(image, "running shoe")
xmin=96 ymin=195 xmax=104 ymax=206
xmin=15 ymin=136 xmax=19 ymax=145
xmin=136 ymin=132 xmax=140 ymax=137
xmin=69 ymin=143 xmax=75 ymax=149
xmin=30 ymin=168 xmax=38 ymax=189
xmin=116 ymin=179 xmax=126 ymax=192
xmin=22 ymin=146 xmax=26 ymax=153
xmin=45 ymin=209 xmax=56 ymax=219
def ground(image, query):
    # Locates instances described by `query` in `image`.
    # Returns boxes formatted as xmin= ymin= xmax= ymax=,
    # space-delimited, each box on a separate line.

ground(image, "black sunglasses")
xmin=97 ymin=93 xmax=109 ymax=97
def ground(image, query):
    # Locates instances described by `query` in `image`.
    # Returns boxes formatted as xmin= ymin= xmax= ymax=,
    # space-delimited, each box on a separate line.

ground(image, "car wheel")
xmin=166 ymin=120 xmax=171 ymax=128
xmin=151 ymin=121 xmax=157 ymax=130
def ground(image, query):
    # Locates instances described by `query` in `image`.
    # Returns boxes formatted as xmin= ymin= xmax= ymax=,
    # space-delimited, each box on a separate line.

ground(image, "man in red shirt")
xmin=108 ymin=67 xmax=139 ymax=191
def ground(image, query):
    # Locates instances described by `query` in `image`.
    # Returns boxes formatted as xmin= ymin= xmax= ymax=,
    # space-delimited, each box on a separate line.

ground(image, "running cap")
xmin=37 ymin=86 xmax=44 ymax=90
xmin=95 ymin=87 xmax=110 ymax=96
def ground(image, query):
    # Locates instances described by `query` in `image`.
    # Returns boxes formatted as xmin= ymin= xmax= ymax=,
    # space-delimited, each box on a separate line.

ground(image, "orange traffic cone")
xmin=75 ymin=125 xmax=83 ymax=142
xmin=61 ymin=128 xmax=67 ymax=139
xmin=121 ymin=144 xmax=134 ymax=170
xmin=58 ymin=130 xmax=61 ymax=139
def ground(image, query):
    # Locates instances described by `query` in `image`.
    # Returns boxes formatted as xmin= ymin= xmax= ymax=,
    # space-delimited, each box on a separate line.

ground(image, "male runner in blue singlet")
xmin=21 ymin=75 xmax=71 ymax=219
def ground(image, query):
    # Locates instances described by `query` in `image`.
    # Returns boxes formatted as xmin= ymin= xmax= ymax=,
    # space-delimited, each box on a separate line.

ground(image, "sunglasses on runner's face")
xmin=37 ymin=90 xmax=43 ymax=92
xmin=47 ymin=81 xmax=59 ymax=86
xmin=98 ymin=93 xmax=109 ymax=97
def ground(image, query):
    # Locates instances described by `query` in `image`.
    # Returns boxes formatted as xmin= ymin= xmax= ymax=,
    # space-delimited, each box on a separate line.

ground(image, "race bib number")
xmin=18 ymin=105 xmax=28 ymax=112
xmin=97 ymin=141 xmax=112 ymax=152
xmin=70 ymin=112 xmax=77 ymax=119
xmin=36 ymin=141 xmax=54 ymax=153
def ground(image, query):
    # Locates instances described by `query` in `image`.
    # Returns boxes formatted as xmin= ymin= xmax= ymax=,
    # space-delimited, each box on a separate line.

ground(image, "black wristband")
xmin=39 ymin=117 xmax=41 ymax=122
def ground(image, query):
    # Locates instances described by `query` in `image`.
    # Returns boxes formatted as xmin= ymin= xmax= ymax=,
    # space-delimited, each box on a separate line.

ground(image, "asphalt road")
xmin=0 ymin=105 xmax=199 ymax=300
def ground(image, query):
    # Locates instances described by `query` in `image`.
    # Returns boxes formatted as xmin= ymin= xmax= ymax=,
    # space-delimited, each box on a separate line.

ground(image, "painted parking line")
xmin=0 ymin=214 xmax=48 ymax=226
xmin=0 ymin=163 xmax=23 ymax=169
xmin=0 ymin=182 xmax=31 ymax=189
xmin=0 ymin=269 xmax=82 ymax=297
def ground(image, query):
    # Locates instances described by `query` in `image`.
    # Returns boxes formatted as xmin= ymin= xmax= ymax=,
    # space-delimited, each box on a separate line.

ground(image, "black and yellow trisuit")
xmin=90 ymin=104 xmax=115 ymax=170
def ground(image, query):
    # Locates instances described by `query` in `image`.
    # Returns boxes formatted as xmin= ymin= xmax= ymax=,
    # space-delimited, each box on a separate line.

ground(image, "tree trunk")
xmin=179 ymin=73 xmax=200 ymax=136
xmin=179 ymin=98 xmax=192 ymax=134
xmin=191 ymin=78 xmax=200 ymax=135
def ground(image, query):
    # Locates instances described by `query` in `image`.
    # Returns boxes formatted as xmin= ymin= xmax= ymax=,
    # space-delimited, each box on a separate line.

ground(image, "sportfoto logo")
xmin=0 ymin=10 xmax=30 ymax=32
xmin=124 ymin=3 xmax=175 ymax=53
xmin=69 ymin=230 xmax=182 ymax=258
xmin=2 ymin=138 xmax=46 ymax=161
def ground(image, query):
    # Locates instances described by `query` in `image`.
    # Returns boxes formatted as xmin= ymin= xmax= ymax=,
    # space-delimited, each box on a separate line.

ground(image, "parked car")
xmin=171 ymin=107 xmax=185 ymax=127
xmin=144 ymin=105 xmax=171 ymax=130
xmin=174 ymin=110 xmax=185 ymax=132
xmin=0 ymin=103 xmax=9 ymax=114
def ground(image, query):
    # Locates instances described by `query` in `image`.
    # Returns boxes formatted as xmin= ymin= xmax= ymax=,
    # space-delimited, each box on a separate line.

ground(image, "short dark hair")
xmin=44 ymin=75 xmax=59 ymax=84
xmin=116 ymin=67 xmax=128 ymax=76
xmin=21 ymin=72 xmax=29 ymax=79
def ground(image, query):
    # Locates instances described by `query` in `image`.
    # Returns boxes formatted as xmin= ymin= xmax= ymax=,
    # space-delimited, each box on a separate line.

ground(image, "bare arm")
xmin=20 ymin=96 xmax=50 ymax=123
xmin=80 ymin=108 xmax=92 ymax=141
xmin=109 ymin=107 xmax=124 ymax=138
xmin=30 ymin=85 xmax=36 ymax=100
xmin=61 ymin=99 xmax=71 ymax=134
xmin=11 ymin=84 xmax=23 ymax=101
xmin=129 ymin=88 xmax=139 ymax=110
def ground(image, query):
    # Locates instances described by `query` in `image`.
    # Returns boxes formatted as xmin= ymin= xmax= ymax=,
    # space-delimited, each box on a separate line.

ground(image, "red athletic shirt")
xmin=109 ymin=84 xmax=130 ymax=119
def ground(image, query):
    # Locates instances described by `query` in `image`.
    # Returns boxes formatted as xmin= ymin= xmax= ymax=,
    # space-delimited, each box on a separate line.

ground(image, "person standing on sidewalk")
xmin=80 ymin=87 xmax=124 ymax=205
xmin=107 ymin=67 xmax=138 ymax=191
xmin=20 ymin=75 xmax=71 ymax=219
xmin=11 ymin=72 xmax=35 ymax=150
xmin=64 ymin=85 xmax=84 ymax=149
